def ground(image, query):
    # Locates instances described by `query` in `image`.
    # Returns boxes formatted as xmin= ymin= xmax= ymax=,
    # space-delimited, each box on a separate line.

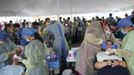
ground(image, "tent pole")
xmin=57 ymin=0 xmax=60 ymax=20
xmin=71 ymin=0 xmax=73 ymax=21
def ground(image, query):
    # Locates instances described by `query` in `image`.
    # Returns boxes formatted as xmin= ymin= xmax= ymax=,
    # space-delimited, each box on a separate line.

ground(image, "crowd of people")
xmin=0 ymin=10 xmax=134 ymax=75
xmin=76 ymin=10 xmax=134 ymax=75
xmin=0 ymin=17 xmax=71 ymax=75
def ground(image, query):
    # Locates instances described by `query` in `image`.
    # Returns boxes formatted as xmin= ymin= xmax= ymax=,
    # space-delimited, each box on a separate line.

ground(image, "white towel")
xmin=96 ymin=52 xmax=122 ymax=62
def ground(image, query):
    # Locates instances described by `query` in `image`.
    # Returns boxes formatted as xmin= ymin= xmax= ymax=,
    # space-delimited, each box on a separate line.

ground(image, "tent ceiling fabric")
xmin=0 ymin=0 xmax=134 ymax=16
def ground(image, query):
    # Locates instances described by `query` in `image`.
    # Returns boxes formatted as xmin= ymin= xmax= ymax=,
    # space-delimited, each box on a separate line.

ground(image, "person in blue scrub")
xmin=0 ymin=30 xmax=18 ymax=69
xmin=21 ymin=28 xmax=48 ymax=75
xmin=43 ymin=22 xmax=69 ymax=61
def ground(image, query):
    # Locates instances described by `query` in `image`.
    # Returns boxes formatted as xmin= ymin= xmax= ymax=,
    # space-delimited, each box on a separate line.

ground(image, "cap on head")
xmin=117 ymin=18 xmax=133 ymax=28
xmin=21 ymin=28 xmax=36 ymax=37
xmin=0 ymin=30 xmax=8 ymax=41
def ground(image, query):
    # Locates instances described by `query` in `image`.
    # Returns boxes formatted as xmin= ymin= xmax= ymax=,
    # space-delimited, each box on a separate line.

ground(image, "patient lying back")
xmin=0 ymin=54 xmax=25 ymax=75
xmin=94 ymin=49 xmax=130 ymax=75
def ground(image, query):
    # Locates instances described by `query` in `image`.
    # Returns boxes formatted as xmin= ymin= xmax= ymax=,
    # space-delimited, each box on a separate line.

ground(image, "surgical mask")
xmin=25 ymin=38 xmax=31 ymax=42
xmin=0 ymin=41 xmax=4 ymax=44
xmin=121 ymin=29 xmax=127 ymax=34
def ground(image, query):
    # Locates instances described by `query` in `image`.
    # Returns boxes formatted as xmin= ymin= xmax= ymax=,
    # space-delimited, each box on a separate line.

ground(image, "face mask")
xmin=121 ymin=29 xmax=127 ymax=34
xmin=0 ymin=41 xmax=4 ymax=44
xmin=25 ymin=38 xmax=31 ymax=42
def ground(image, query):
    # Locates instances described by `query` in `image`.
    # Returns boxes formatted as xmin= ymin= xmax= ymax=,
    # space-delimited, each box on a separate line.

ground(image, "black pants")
xmin=97 ymin=65 xmax=130 ymax=75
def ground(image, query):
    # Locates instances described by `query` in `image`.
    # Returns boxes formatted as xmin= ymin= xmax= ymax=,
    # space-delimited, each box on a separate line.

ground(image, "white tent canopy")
xmin=0 ymin=0 xmax=134 ymax=16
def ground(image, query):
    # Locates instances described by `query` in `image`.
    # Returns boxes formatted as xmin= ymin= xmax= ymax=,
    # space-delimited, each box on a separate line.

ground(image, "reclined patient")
xmin=94 ymin=40 xmax=130 ymax=75
xmin=0 ymin=54 xmax=25 ymax=75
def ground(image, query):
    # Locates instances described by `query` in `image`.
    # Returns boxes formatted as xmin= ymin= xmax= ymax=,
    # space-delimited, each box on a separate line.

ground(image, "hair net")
xmin=0 ymin=30 xmax=8 ymax=41
xmin=117 ymin=18 xmax=132 ymax=28
xmin=21 ymin=28 xmax=36 ymax=37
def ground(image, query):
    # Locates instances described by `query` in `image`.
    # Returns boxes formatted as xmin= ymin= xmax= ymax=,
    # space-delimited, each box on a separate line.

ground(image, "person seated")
xmin=0 ymin=54 xmax=25 ymax=75
xmin=101 ymin=40 xmax=118 ymax=51
xmin=94 ymin=48 xmax=130 ymax=75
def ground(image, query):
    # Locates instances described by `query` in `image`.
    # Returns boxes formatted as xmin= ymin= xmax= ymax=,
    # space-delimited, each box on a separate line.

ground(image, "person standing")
xmin=21 ymin=28 xmax=48 ymax=75
xmin=113 ymin=18 xmax=134 ymax=75
xmin=76 ymin=21 xmax=106 ymax=75
xmin=0 ymin=30 xmax=18 ymax=69
xmin=43 ymin=22 xmax=69 ymax=62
